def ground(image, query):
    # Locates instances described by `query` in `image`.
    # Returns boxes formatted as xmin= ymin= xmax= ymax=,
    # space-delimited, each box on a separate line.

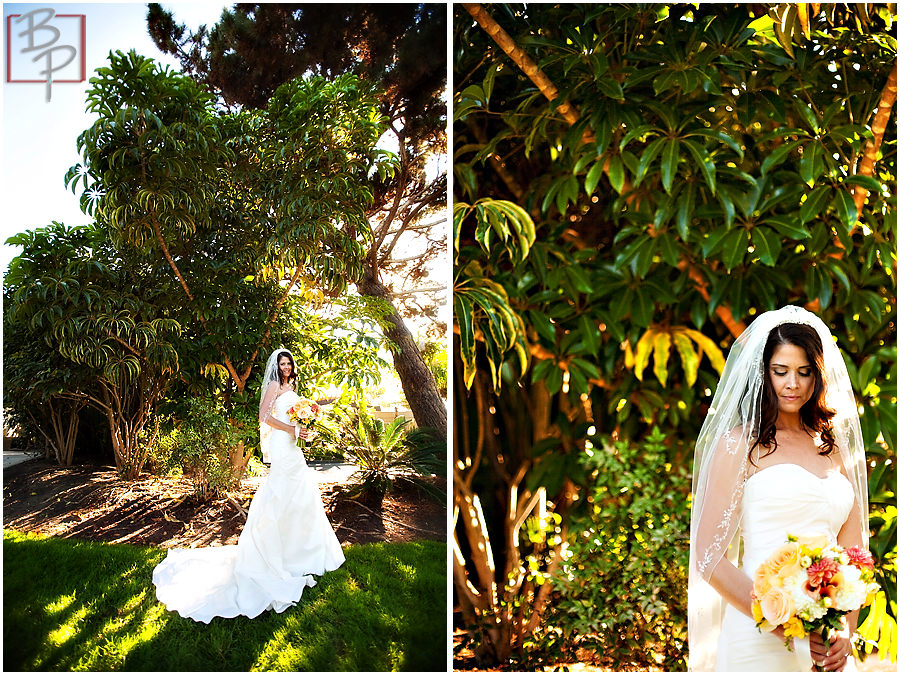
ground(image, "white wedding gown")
xmin=152 ymin=390 xmax=345 ymax=623
xmin=715 ymin=463 xmax=855 ymax=671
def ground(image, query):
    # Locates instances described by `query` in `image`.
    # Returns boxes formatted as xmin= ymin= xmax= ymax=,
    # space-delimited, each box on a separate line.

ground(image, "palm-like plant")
xmin=340 ymin=409 xmax=444 ymax=510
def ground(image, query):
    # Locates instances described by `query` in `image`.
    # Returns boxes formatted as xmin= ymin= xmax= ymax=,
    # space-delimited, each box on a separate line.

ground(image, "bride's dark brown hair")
xmin=750 ymin=322 xmax=836 ymax=463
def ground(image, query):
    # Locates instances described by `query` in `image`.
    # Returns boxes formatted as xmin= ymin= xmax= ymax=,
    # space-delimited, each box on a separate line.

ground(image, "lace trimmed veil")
xmin=258 ymin=348 xmax=296 ymax=462
xmin=687 ymin=305 xmax=868 ymax=671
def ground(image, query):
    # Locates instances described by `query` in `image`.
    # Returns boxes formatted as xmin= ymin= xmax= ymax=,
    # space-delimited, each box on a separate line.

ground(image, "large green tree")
xmin=66 ymin=49 xmax=391 ymax=399
xmin=5 ymin=223 xmax=181 ymax=478
xmin=453 ymin=3 xmax=896 ymax=668
xmin=145 ymin=3 xmax=449 ymax=435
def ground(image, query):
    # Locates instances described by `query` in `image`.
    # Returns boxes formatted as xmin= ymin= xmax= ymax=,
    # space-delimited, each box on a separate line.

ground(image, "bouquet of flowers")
xmin=286 ymin=398 xmax=322 ymax=440
xmin=751 ymin=534 xmax=879 ymax=663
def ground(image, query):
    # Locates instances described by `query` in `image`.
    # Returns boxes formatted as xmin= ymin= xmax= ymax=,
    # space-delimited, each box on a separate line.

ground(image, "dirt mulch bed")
xmin=2 ymin=458 xmax=446 ymax=550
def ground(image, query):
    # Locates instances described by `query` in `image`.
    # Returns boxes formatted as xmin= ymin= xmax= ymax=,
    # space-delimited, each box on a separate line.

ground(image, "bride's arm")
xmin=259 ymin=383 xmax=299 ymax=435
xmin=695 ymin=431 xmax=788 ymax=638
xmin=701 ymin=523 xmax=791 ymax=645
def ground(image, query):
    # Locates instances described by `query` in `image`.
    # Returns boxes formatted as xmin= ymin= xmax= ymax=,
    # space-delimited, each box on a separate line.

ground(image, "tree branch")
xmin=467 ymin=120 xmax=526 ymax=202
xmin=461 ymin=3 xmax=587 ymax=138
xmin=389 ymin=286 xmax=446 ymax=298
xmin=679 ymin=261 xmax=747 ymax=338
xmin=245 ymin=266 xmax=304 ymax=385
xmin=851 ymin=65 xmax=897 ymax=222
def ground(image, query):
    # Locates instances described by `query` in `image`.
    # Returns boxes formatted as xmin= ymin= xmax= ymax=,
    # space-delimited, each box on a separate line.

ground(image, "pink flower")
xmin=806 ymin=557 xmax=840 ymax=595
xmin=846 ymin=547 xmax=874 ymax=570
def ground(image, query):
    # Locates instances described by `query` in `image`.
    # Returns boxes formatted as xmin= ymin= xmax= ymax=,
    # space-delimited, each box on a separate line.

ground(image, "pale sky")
xmin=2 ymin=2 xmax=230 ymax=273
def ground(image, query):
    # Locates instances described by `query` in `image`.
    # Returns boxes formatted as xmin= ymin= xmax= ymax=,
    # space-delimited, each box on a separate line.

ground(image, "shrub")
xmin=538 ymin=427 xmax=691 ymax=671
xmin=154 ymin=398 xmax=248 ymax=499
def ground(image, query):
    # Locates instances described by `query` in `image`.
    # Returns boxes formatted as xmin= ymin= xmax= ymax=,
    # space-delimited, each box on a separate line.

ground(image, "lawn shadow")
xmin=4 ymin=531 xmax=446 ymax=672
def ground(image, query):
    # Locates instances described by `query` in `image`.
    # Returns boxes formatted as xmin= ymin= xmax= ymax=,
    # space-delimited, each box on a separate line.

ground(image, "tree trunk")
xmin=357 ymin=261 xmax=447 ymax=435
xmin=229 ymin=439 xmax=253 ymax=482
xmin=28 ymin=397 xmax=83 ymax=467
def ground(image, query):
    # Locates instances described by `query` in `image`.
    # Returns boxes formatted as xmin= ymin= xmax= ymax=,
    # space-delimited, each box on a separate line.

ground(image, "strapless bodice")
xmin=272 ymin=390 xmax=301 ymax=422
xmin=268 ymin=390 xmax=307 ymax=473
xmin=740 ymin=463 xmax=853 ymax=573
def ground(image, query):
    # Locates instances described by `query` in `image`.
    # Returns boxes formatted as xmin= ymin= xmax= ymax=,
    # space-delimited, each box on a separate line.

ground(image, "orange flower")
xmin=768 ymin=542 xmax=803 ymax=581
xmin=806 ymin=557 xmax=840 ymax=595
xmin=820 ymin=570 xmax=844 ymax=605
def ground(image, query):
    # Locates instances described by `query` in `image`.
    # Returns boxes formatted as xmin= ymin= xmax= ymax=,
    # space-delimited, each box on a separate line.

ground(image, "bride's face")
xmin=768 ymin=343 xmax=814 ymax=415
xmin=278 ymin=356 xmax=293 ymax=381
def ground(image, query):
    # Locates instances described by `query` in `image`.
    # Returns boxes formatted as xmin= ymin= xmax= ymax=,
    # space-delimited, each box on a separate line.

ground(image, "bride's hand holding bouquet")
xmin=751 ymin=534 xmax=879 ymax=670
xmin=286 ymin=398 xmax=322 ymax=444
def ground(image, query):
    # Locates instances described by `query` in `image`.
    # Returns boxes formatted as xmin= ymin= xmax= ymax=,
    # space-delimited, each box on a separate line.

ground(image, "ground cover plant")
xmin=3 ymin=530 xmax=446 ymax=672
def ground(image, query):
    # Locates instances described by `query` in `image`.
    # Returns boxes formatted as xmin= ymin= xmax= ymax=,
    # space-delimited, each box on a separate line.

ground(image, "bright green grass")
xmin=3 ymin=529 xmax=446 ymax=671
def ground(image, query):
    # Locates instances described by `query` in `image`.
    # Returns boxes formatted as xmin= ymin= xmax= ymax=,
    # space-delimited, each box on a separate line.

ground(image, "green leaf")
xmin=792 ymin=99 xmax=820 ymax=134
xmin=832 ymin=189 xmax=858 ymax=231
xmin=564 ymin=265 xmax=593 ymax=294
xmin=720 ymin=228 xmax=748 ymax=271
xmin=798 ymin=142 xmax=820 ymax=187
xmin=765 ymin=215 xmax=810 ymax=240
xmin=529 ymin=310 xmax=556 ymax=343
xmin=658 ymin=233 xmax=680 ymax=267
xmin=843 ymin=175 xmax=883 ymax=193
xmin=687 ymin=128 xmax=744 ymax=159
xmin=635 ymin=137 xmax=667 ymax=187
xmin=661 ymin=139 xmax=679 ymax=194
xmin=799 ymin=186 xmax=831 ymax=224
xmin=760 ymin=139 xmax=803 ymax=174
xmin=608 ymin=155 xmax=625 ymax=193
xmin=676 ymin=184 xmax=695 ymax=239
xmin=681 ymin=139 xmax=716 ymax=195
xmin=751 ymin=226 xmax=782 ymax=266
xmin=579 ymin=315 xmax=600 ymax=355
xmin=702 ymin=225 xmax=731 ymax=258
xmin=631 ymin=290 xmax=653 ymax=327
xmin=597 ymin=76 xmax=624 ymax=100
xmin=585 ymin=161 xmax=605 ymax=196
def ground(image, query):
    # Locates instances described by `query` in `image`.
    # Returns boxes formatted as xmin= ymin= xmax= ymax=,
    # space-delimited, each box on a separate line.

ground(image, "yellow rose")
xmin=760 ymin=587 xmax=796 ymax=626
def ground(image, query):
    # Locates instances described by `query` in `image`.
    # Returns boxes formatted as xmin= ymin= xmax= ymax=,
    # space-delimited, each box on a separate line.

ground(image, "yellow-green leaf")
xmin=633 ymin=329 xmax=656 ymax=381
xmin=673 ymin=331 xmax=700 ymax=387
xmin=652 ymin=331 xmax=672 ymax=386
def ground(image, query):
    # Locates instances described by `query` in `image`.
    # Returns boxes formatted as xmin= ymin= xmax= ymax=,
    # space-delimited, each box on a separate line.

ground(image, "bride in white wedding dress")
xmin=152 ymin=348 xmax=345 ymax=623
xmin=688 ymin=306 xmax=870 ymax=672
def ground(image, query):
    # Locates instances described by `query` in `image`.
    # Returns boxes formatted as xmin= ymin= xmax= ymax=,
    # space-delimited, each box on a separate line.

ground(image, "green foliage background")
xmin=453 ymin=3 xmax=896 ymax=669
xmin=3 ymin=50 xmax=395 ymax=479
